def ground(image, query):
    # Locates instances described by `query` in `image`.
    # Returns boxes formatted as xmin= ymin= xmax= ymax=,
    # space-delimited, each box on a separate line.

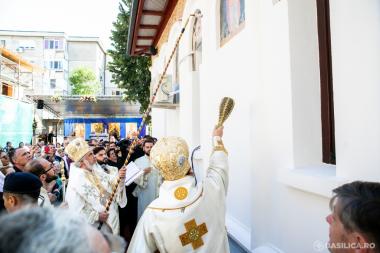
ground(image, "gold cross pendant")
xmin=179 ymin=219 xmax=208 ymax=250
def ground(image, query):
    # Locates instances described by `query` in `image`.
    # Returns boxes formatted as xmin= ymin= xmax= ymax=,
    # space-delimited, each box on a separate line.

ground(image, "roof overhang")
xmin=127 ymin=0 xmax=179 ymax=56
xmin=27 ymin=95 xmax=141 ymax=118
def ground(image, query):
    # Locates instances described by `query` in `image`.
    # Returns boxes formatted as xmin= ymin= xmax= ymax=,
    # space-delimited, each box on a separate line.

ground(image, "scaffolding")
xmin=0 ymin=47 xmax=41 ymax=100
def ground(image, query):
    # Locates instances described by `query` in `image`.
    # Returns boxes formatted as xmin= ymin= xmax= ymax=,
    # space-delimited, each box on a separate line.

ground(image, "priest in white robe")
xmin=133 ymin=138 xmax=162 ymax=220
xmin=127 ymin=127 xmax=229 ymax=253
xmin=65 ymin=138 xmax=127 ymax=235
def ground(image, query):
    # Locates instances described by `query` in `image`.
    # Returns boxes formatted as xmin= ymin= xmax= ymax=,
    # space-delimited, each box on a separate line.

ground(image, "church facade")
xmin=127 ymin=0 xmax=380 ymax=252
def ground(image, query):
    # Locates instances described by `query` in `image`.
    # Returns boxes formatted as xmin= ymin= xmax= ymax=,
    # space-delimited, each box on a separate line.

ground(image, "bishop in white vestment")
xmin=65 ymin=138 xmax=127 ymax=235
xmin=128 ymin=127 xmax=229 ymax=253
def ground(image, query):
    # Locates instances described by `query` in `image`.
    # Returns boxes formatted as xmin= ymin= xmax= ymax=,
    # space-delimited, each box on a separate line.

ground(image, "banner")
xmin=0 ymin=96 xmax=33 ymax=147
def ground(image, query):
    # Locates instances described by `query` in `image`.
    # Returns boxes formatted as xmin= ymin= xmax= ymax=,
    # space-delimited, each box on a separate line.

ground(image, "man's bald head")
xmin=25 ymin=158 xmax=57 ymax=184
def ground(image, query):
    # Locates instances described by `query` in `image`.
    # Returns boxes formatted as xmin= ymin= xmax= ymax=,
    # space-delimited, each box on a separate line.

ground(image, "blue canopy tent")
xmin=28 ymin=95 xmax=144 ymax=142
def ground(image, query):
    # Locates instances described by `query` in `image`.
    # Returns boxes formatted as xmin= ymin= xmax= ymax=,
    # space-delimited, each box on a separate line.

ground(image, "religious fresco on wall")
xmin=74 ymin=123 xmax=85 ymax=138
xmin=91 ymin=123 xmax=103 ymax=134
xmin=108 ymin=123 xmax=120 ymax=138
xmin=220 ymin=0 xmax=245 ymax=46
xmin=125 ymin=122 xmax=138 ymax=138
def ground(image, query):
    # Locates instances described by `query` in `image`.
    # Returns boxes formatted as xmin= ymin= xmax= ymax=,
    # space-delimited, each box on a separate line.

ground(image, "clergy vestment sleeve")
xmin=134 ymin=156 xmax=150 ymax=188
xmin=127 ymin=211 xmax=162 ymax=253
xmin=105 ymin=164 xmax=128 ymax=208
xmin=206 ymin=144 xmax=229 ymax=195
xmin=70 ymin=188 xmax=99 ymax=224
xmin=134 ymin=173 xmax=148 ymax=188
xmin=116 ymin=180 xmax=128 ymax=208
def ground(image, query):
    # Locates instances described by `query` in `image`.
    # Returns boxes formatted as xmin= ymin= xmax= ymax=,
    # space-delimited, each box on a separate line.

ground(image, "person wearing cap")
xmin=2 ymin=172 xmax=42 ymax=213
xmin=127 ymin=126 xmax=229 ymax=253
xmin=65 ymin=138 xmax=127 ymax=235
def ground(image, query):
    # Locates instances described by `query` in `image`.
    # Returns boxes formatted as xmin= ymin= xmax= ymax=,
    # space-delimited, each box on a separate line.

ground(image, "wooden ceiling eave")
xmin=129 ymin=0 xmax=180 ymax=56
xmin=151 ymin=0 xmax=178 ymax=47
xmin=131 ymin=0 xmax=147 ymax=56
xmin=142 ymin=10 xmax=164 ymax=16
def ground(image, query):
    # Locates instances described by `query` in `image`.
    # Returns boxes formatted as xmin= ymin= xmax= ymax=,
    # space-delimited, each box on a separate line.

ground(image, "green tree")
xmin=69 ymin=67 xmax=101 ymax=95
xmin=108 ymin=0 xmax=151 ymax=115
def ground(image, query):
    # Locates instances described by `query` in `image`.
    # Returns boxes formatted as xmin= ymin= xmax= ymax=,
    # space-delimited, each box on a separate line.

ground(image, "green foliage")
xmin=108 ymin=0 xmax=151 ymax=116
xmin=69 ymin=67 xmax=101 ymax=95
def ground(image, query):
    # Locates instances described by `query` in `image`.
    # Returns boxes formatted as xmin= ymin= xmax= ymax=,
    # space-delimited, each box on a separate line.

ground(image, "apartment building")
xmin=0 ymin=30 xmax=68 ymax=95
xmin=67 ymin=36 xmax=106 ymax=94
xmin=0 ymin=30 xmax=122 ymax=96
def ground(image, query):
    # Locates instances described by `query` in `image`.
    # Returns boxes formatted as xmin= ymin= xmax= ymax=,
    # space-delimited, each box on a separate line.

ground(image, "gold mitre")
xmin=150 ymin=137 xmax=190 ymax=181
xmin=65 ymin=138 xmax=91 ymax=163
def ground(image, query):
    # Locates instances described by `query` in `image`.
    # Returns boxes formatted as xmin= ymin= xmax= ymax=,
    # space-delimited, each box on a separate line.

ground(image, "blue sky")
xmin=0 ymin=0 xmax=121 ymax=49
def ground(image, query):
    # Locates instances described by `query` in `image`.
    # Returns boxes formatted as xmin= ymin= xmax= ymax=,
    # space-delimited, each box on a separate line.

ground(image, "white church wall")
xmin=249 ymin=0 xmax=333 ymax=252
xmin=197 ymin=0 xmax=256 ymax=249
xmin=177 ymin=26 xmax=201 ymax=151
xmin=150 ymin=0 xmax=380 ymax=252
xmin=151 ymin=31 xmax=181 ymax=140
xmin=288 ymin=0 xmax=323 ymax=167
xmin=329 ymin=0 xmax=380 ymax=181
xmin=250 ymin=0 xmax=380 ymax=252
xmin=172 ymin=0 xmax=204 ymax=182
xmin=151 ymin=107 xmax=180 ymax=139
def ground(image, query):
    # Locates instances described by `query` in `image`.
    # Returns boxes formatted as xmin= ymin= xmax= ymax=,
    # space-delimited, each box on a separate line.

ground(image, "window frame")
xmin=317 ymin=0 xmax=336 ymax=164
xmin=44 ymin=39 xmax=63 ymax=50
xmin=50 ymin=79 xmax=56 ymax=89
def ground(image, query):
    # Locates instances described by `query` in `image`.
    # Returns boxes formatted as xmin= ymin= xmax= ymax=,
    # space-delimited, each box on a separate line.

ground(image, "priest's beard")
xmin=82 ymin=160 xmax=95 ymax=171
xmin=45 ymin=174 xmax=58 ymax=183
xmin=97 ymin=159 xmax=107 ymax=165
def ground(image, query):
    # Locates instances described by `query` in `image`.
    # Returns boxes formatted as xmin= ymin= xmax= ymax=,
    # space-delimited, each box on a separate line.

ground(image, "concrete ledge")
xmin=277 ymin=164 xmax=348 ymax=198
xmin=226 ymin=214 xmax=252 ymax=251
xmin=252 ymin=244 xmax=285 ymax=253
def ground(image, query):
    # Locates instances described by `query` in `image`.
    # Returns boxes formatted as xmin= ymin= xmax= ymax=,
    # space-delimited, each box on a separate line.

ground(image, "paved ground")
xmin=229 ymin=236 xmax=249 ymax=253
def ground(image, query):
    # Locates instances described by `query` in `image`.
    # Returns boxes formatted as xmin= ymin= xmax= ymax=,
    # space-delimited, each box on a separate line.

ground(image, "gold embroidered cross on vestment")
xmin=179 ymin=219 xmax=208 ymax=250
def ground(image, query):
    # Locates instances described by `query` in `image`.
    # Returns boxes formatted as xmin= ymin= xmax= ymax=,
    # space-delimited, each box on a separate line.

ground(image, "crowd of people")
xmin=0 ymin=133 xmax=162 ymax=252
xmin=0 ymin=128 xmax=379 ymax=253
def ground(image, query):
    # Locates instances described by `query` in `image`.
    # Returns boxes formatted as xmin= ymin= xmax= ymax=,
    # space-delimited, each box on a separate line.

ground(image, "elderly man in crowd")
xmin=0 ymin=207 xmax=123 ymax=253
xmin=2 ymin=172 xmax=42 ymax=213
xmin=326 ymin=181 xmax=380 ymax=253
xmin=65 ymin=138 xmax=127 ymax=235
xmin=8 ymin=147 xmax=32 ymax=172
